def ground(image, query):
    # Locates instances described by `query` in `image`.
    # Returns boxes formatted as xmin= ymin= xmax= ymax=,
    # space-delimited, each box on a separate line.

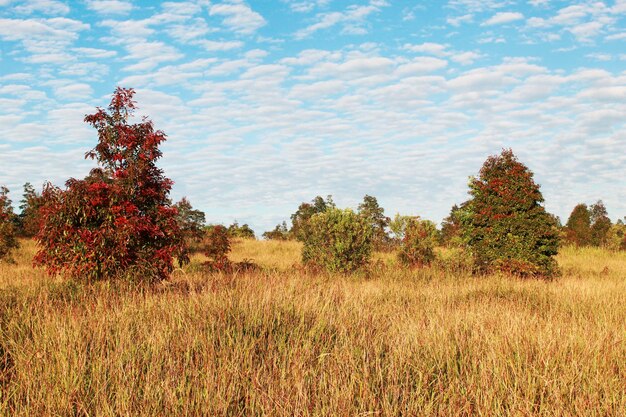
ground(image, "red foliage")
xmin=34 ymin=88 xmax=183 ymax=282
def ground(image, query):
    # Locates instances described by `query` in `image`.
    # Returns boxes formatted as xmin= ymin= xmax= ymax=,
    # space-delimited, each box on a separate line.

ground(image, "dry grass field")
xmin=1 ymin=239 xmax=625 ymax=416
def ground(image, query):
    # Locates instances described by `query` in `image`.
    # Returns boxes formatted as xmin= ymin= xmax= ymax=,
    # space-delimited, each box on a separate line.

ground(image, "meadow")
xmin=1 ymin=239 xmax=625 ymax=416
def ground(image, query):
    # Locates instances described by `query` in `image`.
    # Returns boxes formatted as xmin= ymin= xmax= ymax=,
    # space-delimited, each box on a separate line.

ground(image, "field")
xmin=1 ymin=239 xmax=625 ymax=416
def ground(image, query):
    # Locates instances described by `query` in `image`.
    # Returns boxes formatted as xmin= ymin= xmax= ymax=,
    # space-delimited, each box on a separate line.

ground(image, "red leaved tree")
xmin=35 ymin=87 xmax=184 ymax=282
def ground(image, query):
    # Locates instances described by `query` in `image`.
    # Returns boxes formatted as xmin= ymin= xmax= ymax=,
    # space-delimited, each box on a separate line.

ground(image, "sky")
xmin=1 ymin=0 xmax=625 ymax=234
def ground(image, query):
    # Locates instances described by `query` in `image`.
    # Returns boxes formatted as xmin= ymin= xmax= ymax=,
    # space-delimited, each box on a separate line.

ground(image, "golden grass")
xmin=1 ymin=239 xmax=625 ymax=416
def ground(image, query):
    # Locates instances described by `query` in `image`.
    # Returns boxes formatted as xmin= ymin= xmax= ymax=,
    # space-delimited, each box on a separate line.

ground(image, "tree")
xmin=302 ymin=208 xmax=372 ymax=273
xmin=173 ymin=197 xmax=205 ymax=266
xmin=460 ymin=149 xmax=560 ymax=278
xmin=440 ymin=204 xmax=464 ymax=247
xmin=35 ymin=87 xmax=183 ymax=282
xmin=16 ymin=182 xmax=45 ymax=238
xmin=228 ymin=221 xmax=255 ymax=239
xmin=389 ymin=213 xmax=412 ymax=242
xmin=358 ymin=195 xmax=390 ymax=250
xmin=290 ymin=195 xmax=335 ymax=241
xmin=262 ymin=221 xmax=289 ymax=240
xmin=0 ymin=186 xmax=19 ymax=263
xmin=589 ymin=200 xmax=611 ymax=247
xmin=565 ymin=204 xmax=591 ymax=246
xmin=398 ymin=217 xmax=438 ymax=267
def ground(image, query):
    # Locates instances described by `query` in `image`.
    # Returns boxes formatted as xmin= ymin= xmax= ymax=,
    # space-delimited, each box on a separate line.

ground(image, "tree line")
xmin=1 ymin=88 xmax=624 ymax=281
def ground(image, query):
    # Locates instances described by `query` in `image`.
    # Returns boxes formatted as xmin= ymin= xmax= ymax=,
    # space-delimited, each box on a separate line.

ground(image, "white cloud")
xmin=209 ymin=1 xmax=266 ymax=35
xmin=294 ymin=1 xmax=387 ymax=39
xmin=85 ymin=0 xmax=132 ymax=15
xmin=403 ymin=42 xmax=449 ymax=56
xmin=482 ymin=12 xmax=524 ymax=26
xmin=14 ymin=0 xmax=69 ymax=15
xmin=196 ymin=39 xmax=244 ymax=51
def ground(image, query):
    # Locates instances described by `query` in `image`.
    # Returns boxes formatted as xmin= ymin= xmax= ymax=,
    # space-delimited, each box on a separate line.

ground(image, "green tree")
xmin=565 ymin=204 xmax=591 ymax=246
xmin=290 ymin=195 xmax=335 ymax=241
xmin=0 ymin=186 xmax=19 ymax=262
xmin=18 ymin=182 xmax=44 ymax=238
xmin=262 ymin=221 xmax=289 ymax=240
xmin=358 ymin=194 xmax=390 ymax=250
xmin=302 ymin=208 xmax=372 ymax=273
xmin=460 ymin=149 xmax=560 ymax=278
xmin=389 ymin=213 xmax=412 ymax=242
xmin=228 ymin=221 xmax=255 ymax=239
xmin=173 ymin=197 xmax=205 ymax=266
xmin=440 ymin=204 xmax=465 ymax=247
xmin=589 ymin=200 xmax=611 ymax=247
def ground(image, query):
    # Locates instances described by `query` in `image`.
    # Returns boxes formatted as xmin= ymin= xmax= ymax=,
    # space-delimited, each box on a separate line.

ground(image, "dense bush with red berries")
xmin=460 ymin=149 xmax=560 ymax=278
xmin=0 ymin=186 xmax=19 ymax=262
xmin=34 ymin=88 xmax=183 ymax=282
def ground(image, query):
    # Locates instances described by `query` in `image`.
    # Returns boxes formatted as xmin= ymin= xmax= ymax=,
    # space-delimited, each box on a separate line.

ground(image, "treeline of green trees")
xmin=1 ymin=87 xmax=624 ymax=281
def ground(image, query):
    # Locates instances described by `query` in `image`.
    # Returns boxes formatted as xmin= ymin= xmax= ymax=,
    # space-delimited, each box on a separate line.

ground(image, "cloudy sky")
xmin=1 ymin=0 xmax=625 ymax=233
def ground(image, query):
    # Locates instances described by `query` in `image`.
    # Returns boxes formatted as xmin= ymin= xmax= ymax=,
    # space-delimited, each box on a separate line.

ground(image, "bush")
xmin=397 ymin=217 xmax=438 ymax=267
xmin=203 ymin=225 xmax=231 ymax=270
xmin=460 ymin=149 xmax=560 ymax=278
xmin=302 ymin=208 xmax=372 ymax=273
xmin=34 ymin=88 xmax=183 ymax=282
xmin=0 ymin=186 xmax=19 ymax=263
xmin=262 ymin=221 xmax=289 ymax=240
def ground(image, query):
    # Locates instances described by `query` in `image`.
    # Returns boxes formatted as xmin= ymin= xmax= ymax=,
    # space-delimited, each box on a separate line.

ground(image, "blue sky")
xmin=1 ymin=0 xmax=625 ymax=233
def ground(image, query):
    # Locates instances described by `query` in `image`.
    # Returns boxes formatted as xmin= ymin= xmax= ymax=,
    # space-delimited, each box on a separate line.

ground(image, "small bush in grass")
xmin=203 ymin=225 xmax=231 ymax=271
xmin=398 ymin=217 xmax=438 ymax=267
xmin=302 ymin=208 xmax=372 ymax=273
xmin=0 ymin=186 xmax=19 ymax=263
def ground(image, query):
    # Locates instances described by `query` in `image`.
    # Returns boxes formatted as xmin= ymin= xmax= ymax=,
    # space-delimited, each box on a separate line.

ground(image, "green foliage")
xmin=290 ymin=195 xmax=335 ymax=241
xmin=460 ymin=149 xmax=560 ymax=278
xmin=589 ymin=200 xmax=612 ymax=247
xmin=0 ymin=186 xmax=19 ymax=263
xmin=301 ymin=208 xmax=372 ymax=273
xmin=606 ymin=223 xmax=626 ymax=251
xmin=17 ymin=182 xmax=44 ymax=238
xmin=228 ymin=221 xmax=255 ymax=239
xmin=565 ymin=204 xmax=591 ymax=246
xmin=397 ymin=217 xmax=438 ymax=267
xmin=357 ymin=195 xmax=391 ymax=250
xmin=173 ymin=197 xmax=205 ymax=266
xmin=389 ymin=213 xmax=412 ymax=241
xmin=262 ymin=221 xmax=290 ymax=240
xmin=440 ymin=204 xmax=464 ymax=247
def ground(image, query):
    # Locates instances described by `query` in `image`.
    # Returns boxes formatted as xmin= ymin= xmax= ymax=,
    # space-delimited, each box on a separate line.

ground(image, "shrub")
xmin=460 ymin=149 xmax=560 ymax=278
xmin=0 ymin=186 xmax=19 ymax=263
xmin=34 ymin=87 xmax=183 ymax=282
xmin=203 ymin=225 xmax=231 ymax=270
xmin=302 ymin=208 xmax=372 ymax=273
xmin=397 ymin=217 xmax=438 ymax=267
xmin=607 ymin=223 xmax=626 ymax=251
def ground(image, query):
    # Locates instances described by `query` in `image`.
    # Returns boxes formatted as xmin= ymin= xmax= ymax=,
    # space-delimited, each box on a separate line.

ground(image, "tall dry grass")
xmin=0 ymin=239 xmax=625 ymax=416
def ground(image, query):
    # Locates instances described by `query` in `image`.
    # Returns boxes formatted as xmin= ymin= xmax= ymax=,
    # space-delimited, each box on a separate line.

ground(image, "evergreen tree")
xmin=460 ymin=149 xmax=560 ymax=278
